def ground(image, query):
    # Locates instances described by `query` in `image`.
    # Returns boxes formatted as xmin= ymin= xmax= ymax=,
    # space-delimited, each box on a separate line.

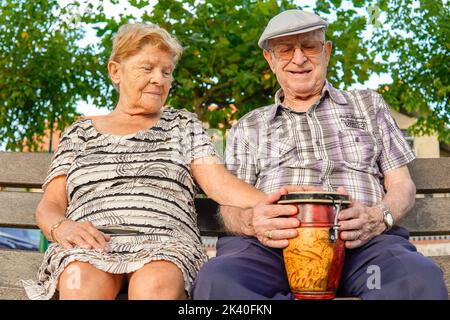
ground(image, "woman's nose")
xmin=150 ymin=70 xmax=165 ymax=84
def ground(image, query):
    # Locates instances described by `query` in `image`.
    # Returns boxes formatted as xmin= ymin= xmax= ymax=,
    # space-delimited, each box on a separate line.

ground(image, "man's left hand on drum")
xmin=336 ymin=187 xmax=387 ymax=249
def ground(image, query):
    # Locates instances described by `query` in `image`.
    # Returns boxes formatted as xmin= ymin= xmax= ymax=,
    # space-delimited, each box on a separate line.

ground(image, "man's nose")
xmin=290 ymin=47 xmax=307 ymax=65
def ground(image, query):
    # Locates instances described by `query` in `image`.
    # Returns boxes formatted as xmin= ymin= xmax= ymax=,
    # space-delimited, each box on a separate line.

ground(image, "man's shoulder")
xmin=234 ymin=104 xmax=276 ymax=128
xmin=333 ymin=87 xmax=386 ymax=113
xmin=338 ymin=87 xmax=382 ymax=101
xmin=342 ymin=87 xmax=389 ymax=105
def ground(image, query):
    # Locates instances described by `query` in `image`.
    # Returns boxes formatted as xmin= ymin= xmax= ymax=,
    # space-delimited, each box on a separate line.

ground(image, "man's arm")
xmin=379 ymin=165 xmax=416 ymax=223
xmin=338 ymin=165 xmax=416 ymax=249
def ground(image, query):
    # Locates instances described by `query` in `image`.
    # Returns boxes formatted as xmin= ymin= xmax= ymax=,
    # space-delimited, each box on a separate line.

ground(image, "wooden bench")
xmin=0 ymin=151 xmax=449 ymax=299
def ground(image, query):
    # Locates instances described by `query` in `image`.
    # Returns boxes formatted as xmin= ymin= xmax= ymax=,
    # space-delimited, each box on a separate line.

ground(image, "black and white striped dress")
xmin=22 ymin=108 xmax=217 ymax=300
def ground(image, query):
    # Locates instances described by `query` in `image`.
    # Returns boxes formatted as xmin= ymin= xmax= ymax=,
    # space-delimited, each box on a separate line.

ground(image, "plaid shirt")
xmin=224 ymin=81 xmax=415 ymax=206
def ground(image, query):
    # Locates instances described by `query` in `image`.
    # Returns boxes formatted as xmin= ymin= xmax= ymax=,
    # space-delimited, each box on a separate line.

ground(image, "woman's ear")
xmin=108 ymin=60 xmax=121 ymax=87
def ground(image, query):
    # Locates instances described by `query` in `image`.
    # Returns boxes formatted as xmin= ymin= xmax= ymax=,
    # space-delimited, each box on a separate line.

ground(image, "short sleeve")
xmin=374 ymin=93 xmax=416 ymax=173
xmin=42 ymin=123 xmax=80 ymax=190
xmin=182 ymin=111 xmax=218 ymax=163
xmin=224 ymin=122 xmax=258 ymax=186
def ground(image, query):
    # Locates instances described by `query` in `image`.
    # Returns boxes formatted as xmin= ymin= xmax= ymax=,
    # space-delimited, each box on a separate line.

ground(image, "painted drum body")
xmin=278 ymin=192 xmax=351 ymax=300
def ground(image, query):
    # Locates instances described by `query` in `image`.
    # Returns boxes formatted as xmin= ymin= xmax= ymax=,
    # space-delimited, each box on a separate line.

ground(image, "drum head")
xmin=278 ymin=192 xmax=351 ymax=205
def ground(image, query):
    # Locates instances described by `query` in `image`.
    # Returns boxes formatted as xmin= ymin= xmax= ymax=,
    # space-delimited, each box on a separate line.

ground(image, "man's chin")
xmin=288 ymin=85 xmax=315 ymax=96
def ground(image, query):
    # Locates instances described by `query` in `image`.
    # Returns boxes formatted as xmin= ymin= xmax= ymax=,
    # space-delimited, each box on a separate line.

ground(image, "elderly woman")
xmin=22 ymin=23 xmax=269 ymax=300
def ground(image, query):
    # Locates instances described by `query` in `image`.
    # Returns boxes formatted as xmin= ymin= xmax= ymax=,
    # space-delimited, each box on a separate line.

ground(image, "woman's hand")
xmin=53 ymin=220 xmax=111 ymax=252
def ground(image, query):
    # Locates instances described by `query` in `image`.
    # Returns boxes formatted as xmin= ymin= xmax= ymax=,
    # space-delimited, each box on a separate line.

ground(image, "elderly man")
xmin=191 ymin=10 xmax=448 ymax=299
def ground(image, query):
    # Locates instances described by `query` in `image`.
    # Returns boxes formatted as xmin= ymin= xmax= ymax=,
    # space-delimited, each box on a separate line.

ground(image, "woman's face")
xmin=110 ymin=44 xmax=175 ymax=114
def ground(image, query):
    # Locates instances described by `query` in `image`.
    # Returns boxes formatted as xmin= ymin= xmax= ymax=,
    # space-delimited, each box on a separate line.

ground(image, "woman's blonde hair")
xmin=109 ymin=22 xmax=183 ymax=64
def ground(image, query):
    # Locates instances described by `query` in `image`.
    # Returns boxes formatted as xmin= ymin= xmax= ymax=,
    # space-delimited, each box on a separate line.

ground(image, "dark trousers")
xmin=191 ymin=227 xmax=448 ymax=300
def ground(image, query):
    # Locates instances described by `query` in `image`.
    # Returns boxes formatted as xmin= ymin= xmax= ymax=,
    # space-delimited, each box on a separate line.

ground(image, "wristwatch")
xmin=377 ymin=204 xmax=394 ymax=232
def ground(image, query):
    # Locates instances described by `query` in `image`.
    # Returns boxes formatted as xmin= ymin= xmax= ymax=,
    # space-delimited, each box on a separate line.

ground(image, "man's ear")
xmin=263 ymin=49 xmax=276 ymax=73
xmin=324 ymin=41 xmax=333 ymax=64
xmin=108 ymin=60 xmax=121 ymax=87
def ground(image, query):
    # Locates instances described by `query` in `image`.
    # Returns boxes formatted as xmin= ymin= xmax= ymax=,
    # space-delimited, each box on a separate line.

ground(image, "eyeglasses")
xmin=269 ymin=40 xmax=325 ymax=60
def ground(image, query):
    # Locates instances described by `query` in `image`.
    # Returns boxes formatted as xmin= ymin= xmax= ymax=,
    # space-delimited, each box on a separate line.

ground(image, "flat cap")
xmin=258 ymin=9 xmax=328 ymax=49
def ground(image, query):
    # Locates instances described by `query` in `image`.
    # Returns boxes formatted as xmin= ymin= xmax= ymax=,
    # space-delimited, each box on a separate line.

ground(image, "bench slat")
xmin=433 ymin=256 xmax=450 ymax=295
xmin=1 ymin=249 xmax=448 ymax=300
xmin=0 ymin=287 xmax=28 ymax=300
xmin=2 ymin=191 xmax=448 ymax=235
xmin=1 ymin=152 xmax=449 ymax=194
xmin=0 ymin=250 xmax=43 ymax=292
xmin=407 ymin=158 xmax=450 ymax=193
xmin=398 ymin=197 xmax=450 ymax=235
xmin=0 ymin=152 xmax=51 ymax=188
xmin=0 ymin=192 xmax=42 ymax=229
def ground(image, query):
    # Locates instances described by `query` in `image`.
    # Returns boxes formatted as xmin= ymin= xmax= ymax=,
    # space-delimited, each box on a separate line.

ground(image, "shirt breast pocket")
xmin=338 ymin=129 xmax=377 ymax=169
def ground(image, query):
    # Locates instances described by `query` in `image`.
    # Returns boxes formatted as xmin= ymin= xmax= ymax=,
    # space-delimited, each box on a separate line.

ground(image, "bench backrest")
xmin=0 ymin=152 xmax=449 ymax=236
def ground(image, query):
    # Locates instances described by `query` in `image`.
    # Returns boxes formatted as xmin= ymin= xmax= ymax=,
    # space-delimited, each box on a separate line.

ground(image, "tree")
xmin=370 ymin=0 xmax=449 ymax=143
xmin=2 ymin=0 xmax=447 ymax=150
xmin=0 ymin=0 xmax=102 ymax=151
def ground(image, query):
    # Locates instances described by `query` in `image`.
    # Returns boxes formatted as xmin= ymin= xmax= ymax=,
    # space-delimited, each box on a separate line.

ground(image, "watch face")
xmin=385 ymin=212 xmax=394 ymax=227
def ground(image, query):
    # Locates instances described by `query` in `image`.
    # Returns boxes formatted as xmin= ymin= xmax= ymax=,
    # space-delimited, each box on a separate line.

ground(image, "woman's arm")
xmin=190 ymin=156 xmax=266 ymax=208
xmin=36 ymin=175 xmax=110 ymax=251
xmin=192 ymin=156 xmax=325 ymax=248
xmin=35 ymin=175 xmax=69 ymax=241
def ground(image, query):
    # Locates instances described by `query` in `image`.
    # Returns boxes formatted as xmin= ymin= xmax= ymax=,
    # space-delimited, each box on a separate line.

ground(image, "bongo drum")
xmin=278 ymin=192 xmax=351 ymax=300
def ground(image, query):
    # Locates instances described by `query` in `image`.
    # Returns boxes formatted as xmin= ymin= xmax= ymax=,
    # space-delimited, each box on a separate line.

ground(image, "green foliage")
xmin=371 ymin=0 xmax=449 ymax=143
xmin=0 ymin=0 xmax=103 ymax=151
xmin=1 ymin=0 xmax=448 ymax=150
xmin=320 ymin=0 xmax=385 ymax=89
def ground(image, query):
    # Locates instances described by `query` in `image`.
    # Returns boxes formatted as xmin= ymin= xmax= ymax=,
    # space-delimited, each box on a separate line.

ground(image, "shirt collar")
xmin=266 ymin=80 xmax=348 ymax=121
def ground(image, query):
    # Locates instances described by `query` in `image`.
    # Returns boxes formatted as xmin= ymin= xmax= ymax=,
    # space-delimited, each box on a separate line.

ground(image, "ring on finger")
xmin=264 ymin=230 xmax=273 ymax=240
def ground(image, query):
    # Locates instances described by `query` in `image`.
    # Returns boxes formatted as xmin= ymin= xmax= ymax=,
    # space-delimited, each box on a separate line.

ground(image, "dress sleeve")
xmin=42 ymin=122 xmax=80 ymax=191
xmin=183 ymin=111 xmax=218 ymax=163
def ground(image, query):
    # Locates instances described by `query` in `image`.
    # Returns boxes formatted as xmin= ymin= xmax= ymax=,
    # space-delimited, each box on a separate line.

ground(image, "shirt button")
xmin=316 ymin=140 xmax=320 ymax=146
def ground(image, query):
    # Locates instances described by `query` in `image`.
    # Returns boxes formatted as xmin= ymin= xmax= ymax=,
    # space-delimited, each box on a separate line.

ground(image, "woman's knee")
xmin=58 ymin=261 xmax=123 ymax=300
xmin=127 ymin=260 xmax=186 ymax=300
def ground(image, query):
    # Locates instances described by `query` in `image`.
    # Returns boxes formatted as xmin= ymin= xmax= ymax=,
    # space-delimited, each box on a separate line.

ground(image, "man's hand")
xmin=252 ymin=185 xmax=322 ymax=248
xmin=337 ymin=187 xmax=386 ymax=249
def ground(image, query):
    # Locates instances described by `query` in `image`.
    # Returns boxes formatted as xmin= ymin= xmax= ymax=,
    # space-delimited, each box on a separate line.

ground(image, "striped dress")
xmin=22 ymin=108 xmax=217 ymax=300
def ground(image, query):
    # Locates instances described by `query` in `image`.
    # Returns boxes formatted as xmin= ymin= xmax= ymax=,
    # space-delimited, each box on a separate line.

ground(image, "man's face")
xmin=263 ymin=30 xmax=332 ymax=100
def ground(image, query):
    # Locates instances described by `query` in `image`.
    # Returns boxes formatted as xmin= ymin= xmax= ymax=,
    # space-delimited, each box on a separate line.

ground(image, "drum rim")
xmin=278 ymin=192 xmax=351 ymax=204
